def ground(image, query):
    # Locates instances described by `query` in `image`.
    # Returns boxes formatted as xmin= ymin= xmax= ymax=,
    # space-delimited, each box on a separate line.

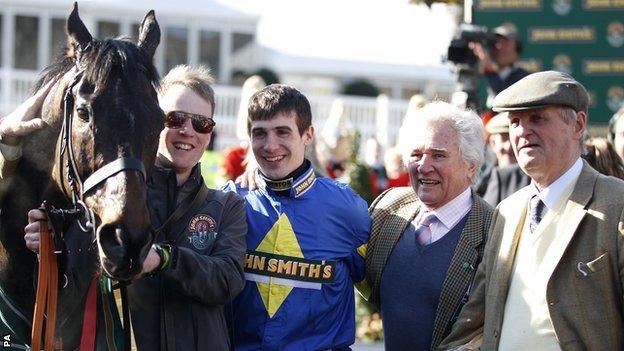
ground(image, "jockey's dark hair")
xmin=247 ymin=84 xmax=312 ymax=136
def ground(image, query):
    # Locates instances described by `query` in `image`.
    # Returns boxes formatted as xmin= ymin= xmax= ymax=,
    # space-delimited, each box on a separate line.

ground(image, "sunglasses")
xmin=165 ymin=111 xmax=215 ymax=134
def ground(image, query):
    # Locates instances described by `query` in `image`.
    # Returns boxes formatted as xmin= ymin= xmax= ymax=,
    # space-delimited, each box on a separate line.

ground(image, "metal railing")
xmin=0 ymin=72 xmax=410 ymax=152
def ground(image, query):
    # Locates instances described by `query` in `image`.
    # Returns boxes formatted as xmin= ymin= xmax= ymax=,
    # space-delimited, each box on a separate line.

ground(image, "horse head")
xmin=42 ymin=4 xmax=163 ymax=281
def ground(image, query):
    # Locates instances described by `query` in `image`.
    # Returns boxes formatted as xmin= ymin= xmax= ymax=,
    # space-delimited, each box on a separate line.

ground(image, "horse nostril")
xmin=98 ymin=224 xmax=128 ymax=262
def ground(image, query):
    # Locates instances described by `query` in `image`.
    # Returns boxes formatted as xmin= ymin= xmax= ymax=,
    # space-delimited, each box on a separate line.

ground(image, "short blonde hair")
xmin=159 ymin=64 xmax=216 ymax=116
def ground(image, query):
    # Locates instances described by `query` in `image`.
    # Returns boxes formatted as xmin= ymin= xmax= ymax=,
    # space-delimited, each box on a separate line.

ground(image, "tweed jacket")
xmin=440 ymin=161 xmax=624 ymax=351
xmin=365 ymin=187 xmax=493 ymax=350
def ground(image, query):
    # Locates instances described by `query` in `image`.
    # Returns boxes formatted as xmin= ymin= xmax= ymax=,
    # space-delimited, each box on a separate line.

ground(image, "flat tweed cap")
xmin=492 ymin=70 xmax=589 ymax=113
xmin=485 ymin=112 xmax=510 ymax=134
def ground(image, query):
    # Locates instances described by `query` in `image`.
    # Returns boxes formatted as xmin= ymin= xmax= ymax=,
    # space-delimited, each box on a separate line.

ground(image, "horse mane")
xmin=32 ymin=37 xmax=160 ymax=94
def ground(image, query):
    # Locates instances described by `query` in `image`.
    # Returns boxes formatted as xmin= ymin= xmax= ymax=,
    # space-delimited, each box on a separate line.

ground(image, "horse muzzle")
xmin=97 ymin=223 xmax=152 ymax=281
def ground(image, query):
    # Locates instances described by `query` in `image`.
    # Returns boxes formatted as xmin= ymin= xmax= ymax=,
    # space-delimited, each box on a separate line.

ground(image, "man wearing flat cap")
xmin=439 ymin=70 xmax=624 ymax=350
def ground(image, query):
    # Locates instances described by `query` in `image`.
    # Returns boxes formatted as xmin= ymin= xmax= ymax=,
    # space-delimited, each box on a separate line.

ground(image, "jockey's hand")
xmin=24 ymin=209 xmax=50 ymax=254
xmin=0 ymin=78 xmax=58 ymax=144
xmin=235 ymin=167 xmax=265 ymax=191
xmin=141 ymin=247 xmax=161 ymax=274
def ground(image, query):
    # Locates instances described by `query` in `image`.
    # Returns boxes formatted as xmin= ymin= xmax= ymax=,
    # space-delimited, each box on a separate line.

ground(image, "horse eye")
xmin=76 ymin=107 xmax=90 ymax=121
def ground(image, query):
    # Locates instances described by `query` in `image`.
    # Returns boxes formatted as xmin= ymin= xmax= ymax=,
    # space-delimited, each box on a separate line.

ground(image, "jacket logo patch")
xmin=188 ymin=214 xmax=217 ymax=250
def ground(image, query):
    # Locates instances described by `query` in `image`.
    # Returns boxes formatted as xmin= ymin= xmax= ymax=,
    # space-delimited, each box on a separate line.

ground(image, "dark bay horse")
xmin=0 ymin=4 xmax=163 ymax=348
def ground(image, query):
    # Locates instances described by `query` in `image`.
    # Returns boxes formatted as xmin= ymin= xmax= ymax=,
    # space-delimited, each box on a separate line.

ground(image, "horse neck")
xmin=0 ymin=118 xmax=66 ymax=320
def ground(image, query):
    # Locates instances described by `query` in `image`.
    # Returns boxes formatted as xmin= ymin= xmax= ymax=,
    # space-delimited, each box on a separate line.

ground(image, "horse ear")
xmin=66 ymin=2 xmax=92 ymax=52
xmin=137 ymin=10 xmax=161 ymax=59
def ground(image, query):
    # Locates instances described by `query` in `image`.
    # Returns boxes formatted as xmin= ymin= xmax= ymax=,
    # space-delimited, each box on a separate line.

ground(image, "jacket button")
xmin=494 ymin=330 xmax=499 ymax=338
xmin=548 ymin=300 xmax=558 ymax=306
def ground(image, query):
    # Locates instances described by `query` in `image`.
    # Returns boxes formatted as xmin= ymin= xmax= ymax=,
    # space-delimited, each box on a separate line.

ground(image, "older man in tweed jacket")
xmin=364 ymin=102 xmax=493 ymax=351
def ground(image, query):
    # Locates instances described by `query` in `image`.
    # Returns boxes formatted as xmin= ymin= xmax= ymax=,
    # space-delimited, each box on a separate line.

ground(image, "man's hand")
xmin=141 ymin=246 xmax=161 ymax=274
xmin=235 ymin=167 xmax=265 ymax=191
xmin=24 ymin=209 xmax=49 ymax=254
xmin=0 ymin=78 xmax=58 ymax=143
xmin=469 ymin=42 xmax=497 ymax=74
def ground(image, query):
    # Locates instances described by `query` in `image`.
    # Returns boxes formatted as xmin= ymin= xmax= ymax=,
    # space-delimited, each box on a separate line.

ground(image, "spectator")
xmin=220 ymin=142 xmax=249 ymax=181
xmin=365 ymin=101 xmax=493 ymax=350
xmin=383 ymin=147 xmax=410 ymax=189
xmin=365 ymin=137 xmax=388 ymax=196
xmin=607 ymin=105 xmax=624 ymax=161
xmin=441 ymin=71 xmax=624 ymax=350
xmin=470 ymin=24 xmax=529 ymax=108
xmin=199 ymin=130 xmax=222 ymax=188
xmin=583 ymin=137 xmax=624 ymax=179
xmin=482 ymin=112 xmax=531 ymax=206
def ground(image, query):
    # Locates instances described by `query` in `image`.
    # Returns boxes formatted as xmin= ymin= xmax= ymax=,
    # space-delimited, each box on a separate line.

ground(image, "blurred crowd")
xmin=207 ymin=76 xmax=624 ymax=209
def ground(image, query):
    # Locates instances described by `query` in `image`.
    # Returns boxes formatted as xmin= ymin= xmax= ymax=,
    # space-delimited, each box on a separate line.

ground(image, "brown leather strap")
xmin=31 ymin=221 xmax=48 ymax=351
xmin=32 ymin=219 xmax=59 ymax=350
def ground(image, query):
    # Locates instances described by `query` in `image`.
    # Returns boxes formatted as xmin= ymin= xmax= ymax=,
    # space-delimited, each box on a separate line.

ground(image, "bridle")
xmin=32 ymin=63 xmax=148 ymax=351
xmin=58 ymin=67 xmax=146 ymax=234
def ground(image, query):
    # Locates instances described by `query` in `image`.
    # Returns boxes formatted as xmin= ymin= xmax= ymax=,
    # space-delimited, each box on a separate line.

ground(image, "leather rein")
xmin=32 ymin=66 xmax=146 ymax=351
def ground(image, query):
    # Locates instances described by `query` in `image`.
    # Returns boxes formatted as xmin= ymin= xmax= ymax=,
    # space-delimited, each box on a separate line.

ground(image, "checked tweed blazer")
xmin=365 ymin=187 xmax=493 ymax=350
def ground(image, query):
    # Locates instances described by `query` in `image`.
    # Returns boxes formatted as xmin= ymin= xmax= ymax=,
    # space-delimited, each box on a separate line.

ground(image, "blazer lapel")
xmin=431 ymin=194 xmax=487 ymax=349
xmin=542 ymin=162 xmax=597 ymax=278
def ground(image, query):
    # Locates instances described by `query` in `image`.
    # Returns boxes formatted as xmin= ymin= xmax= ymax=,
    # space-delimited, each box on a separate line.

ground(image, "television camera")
xmin=447 ymin=24 xmax=498 ymax=111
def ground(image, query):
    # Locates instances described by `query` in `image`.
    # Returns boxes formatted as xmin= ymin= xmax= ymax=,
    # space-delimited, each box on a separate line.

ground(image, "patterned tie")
xmin=528 ymin=194 xmax=547 ymax=233
xmin=415 ymin=212 xmax=438 ymax=246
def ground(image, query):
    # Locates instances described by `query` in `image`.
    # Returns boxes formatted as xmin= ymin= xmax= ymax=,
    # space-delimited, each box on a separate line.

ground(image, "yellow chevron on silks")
xmin=254 ymin=213 xmax=303 ymax=318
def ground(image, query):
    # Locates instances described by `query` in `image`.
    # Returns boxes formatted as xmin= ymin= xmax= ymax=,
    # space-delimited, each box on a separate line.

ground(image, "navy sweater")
xmin=380 ymin=213 xmax=469 ymax=351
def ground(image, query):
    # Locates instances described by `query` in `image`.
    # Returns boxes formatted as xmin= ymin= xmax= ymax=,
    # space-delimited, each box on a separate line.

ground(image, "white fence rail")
xmin=0 ymin=71 xmax=410 ymax=153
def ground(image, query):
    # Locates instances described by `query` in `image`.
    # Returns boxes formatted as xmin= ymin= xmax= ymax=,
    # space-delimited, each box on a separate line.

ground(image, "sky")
xmin=216 ymin=0 xmax=460 ymax=66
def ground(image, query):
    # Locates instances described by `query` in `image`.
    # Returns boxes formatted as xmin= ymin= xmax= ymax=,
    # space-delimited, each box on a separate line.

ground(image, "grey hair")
xmin=397 ymin=101 xmax=485 ymax=184
xmin=558 ymin=107 xmax=587 ymax=154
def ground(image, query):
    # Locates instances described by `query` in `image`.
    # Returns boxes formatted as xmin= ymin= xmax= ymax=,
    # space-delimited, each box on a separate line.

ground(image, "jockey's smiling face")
xmin=250 ymin=110 xmax=313 ymax=180
xmin=157 ymin=84 xmax=213 ymax=185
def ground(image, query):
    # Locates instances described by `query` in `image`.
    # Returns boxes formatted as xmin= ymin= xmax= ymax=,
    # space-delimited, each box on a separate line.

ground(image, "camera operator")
xmin=470 ymin=25 xmax=529 ymax=107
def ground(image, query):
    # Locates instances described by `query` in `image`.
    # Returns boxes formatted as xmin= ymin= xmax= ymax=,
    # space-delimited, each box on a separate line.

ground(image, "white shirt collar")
xmin=498 ymin=66 xmax=514 ymax=80
xmin=531 ymin=158 xmax=583 ymax=210
xmin=421 ymin=186 xmax=473 ymax=231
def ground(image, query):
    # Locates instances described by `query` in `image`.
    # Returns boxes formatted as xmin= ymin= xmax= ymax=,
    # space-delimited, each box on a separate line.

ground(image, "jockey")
xmin=25 ymin=65 xmax=247 ymax=350
xmin=227 ymin=84 xmax=371 ymax=350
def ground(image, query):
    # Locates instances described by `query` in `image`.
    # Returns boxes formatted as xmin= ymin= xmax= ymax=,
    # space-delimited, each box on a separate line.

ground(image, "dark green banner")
xmin=473 ymin=0 xmax=624 ymax=123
